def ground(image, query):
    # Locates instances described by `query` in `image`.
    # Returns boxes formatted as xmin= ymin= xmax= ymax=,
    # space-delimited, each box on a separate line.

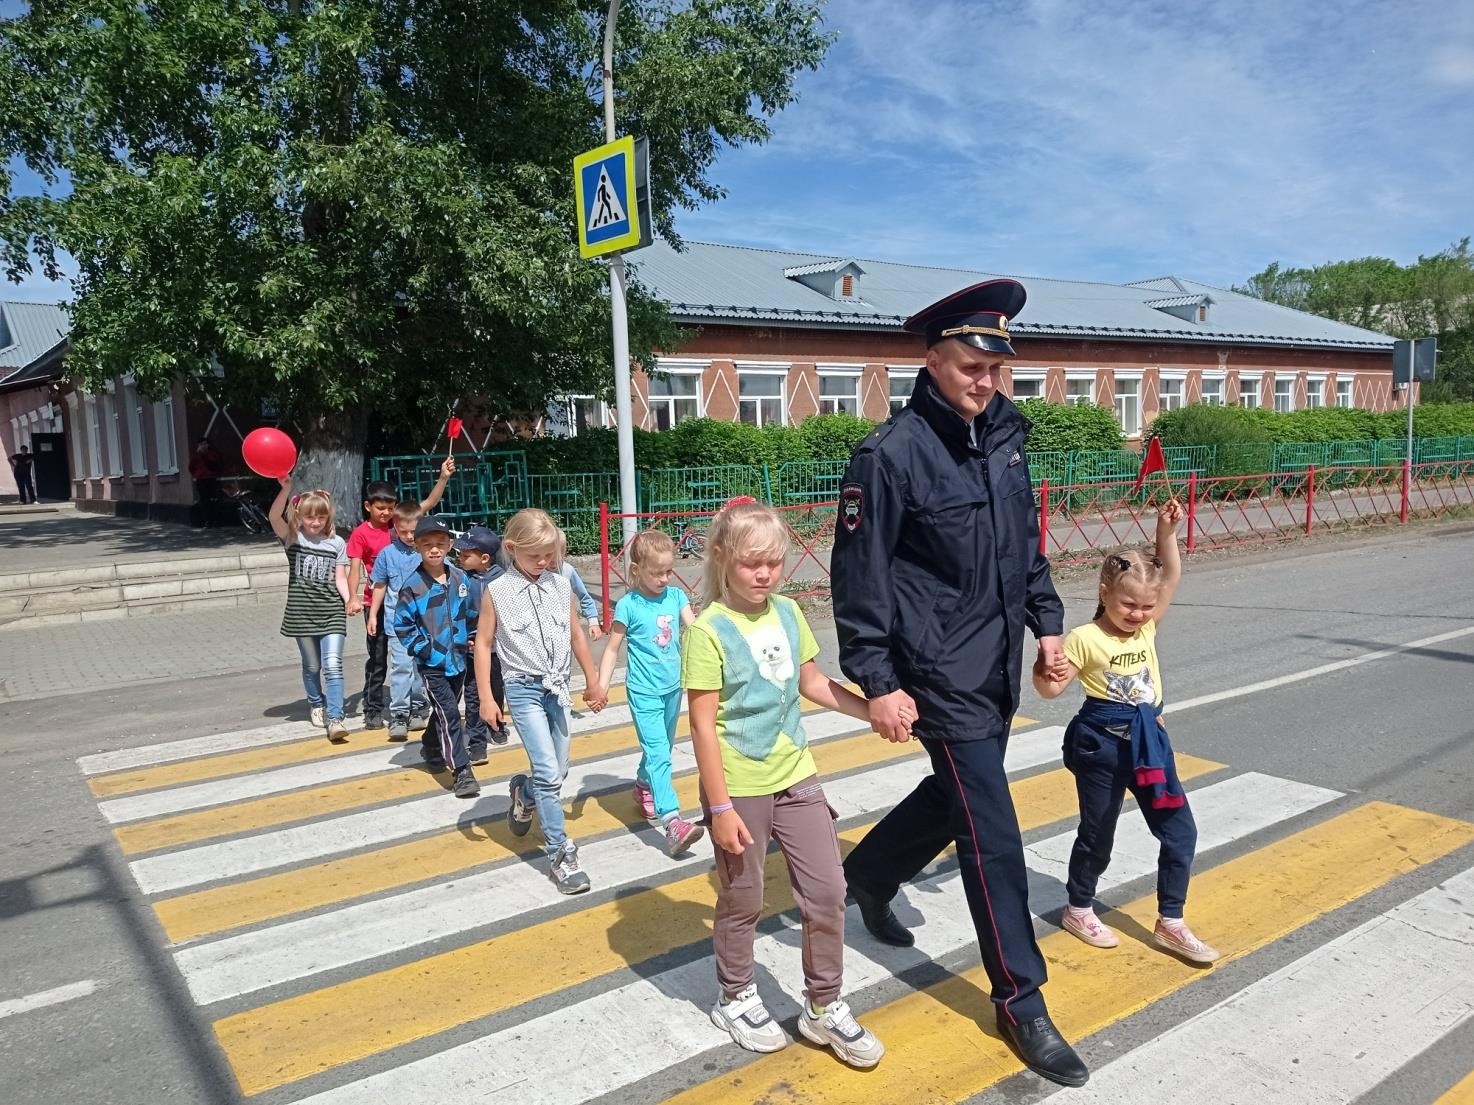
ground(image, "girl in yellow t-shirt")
xmin=1033 ymin=499 xmax=1219 ymax=966
xmin=683 ymin=500 xmax=885 ymax=1069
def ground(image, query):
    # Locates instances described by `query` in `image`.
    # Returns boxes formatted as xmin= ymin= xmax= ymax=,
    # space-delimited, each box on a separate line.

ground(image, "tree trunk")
xmin=294 ymin=403 xmax=370 ymax=535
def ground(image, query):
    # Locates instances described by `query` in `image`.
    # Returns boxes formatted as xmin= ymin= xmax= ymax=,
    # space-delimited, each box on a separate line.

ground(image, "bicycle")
xmin=672 ymin=517 xmax=706 ymax=559
xmin=223 ymin=480 xmax=272 ymax=535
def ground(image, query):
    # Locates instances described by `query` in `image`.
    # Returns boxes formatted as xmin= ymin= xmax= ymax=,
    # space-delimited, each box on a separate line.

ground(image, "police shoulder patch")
xmin=839 ymin=482 xmax=864 ymax=533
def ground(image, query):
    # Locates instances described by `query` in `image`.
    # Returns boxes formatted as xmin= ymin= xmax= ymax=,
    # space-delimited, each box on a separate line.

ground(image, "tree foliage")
xmin=0 ymin=0 xmax=832 ymax=501
xmin=1235 ymin=239 xmax=1474 ymax=403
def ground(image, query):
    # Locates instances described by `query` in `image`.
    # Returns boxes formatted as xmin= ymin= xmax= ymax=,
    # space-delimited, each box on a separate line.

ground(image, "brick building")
xmin=556 ymin=241 xmax=1399 ymax=439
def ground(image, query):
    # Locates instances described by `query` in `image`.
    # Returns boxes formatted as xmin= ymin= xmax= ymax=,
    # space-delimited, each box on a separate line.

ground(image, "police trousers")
xmin=843 ymin=734 xmax=1048 ymax=1024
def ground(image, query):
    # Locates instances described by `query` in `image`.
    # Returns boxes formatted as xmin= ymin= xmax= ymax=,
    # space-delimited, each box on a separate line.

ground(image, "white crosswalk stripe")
xmin=287 ymin=772 xmax=1341 ymax=1105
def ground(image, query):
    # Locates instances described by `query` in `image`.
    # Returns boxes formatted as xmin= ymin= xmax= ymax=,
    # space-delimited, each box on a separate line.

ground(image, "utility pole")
xmin=603 ymin=0 xmax=638 ymax=543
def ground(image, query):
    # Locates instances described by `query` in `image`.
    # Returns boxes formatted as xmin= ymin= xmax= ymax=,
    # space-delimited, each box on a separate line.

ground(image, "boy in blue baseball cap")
xmin=454 ymin=524 xmax=510 ymax=758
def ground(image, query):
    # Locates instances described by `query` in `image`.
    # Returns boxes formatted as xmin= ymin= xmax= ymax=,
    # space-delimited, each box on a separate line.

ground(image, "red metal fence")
xmin=598 ymin=460 xmax=1474 ymax=625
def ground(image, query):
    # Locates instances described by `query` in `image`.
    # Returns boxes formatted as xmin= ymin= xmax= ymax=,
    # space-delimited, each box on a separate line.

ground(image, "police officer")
xmin=831 ymin=279 xmax=1088 ymax=1087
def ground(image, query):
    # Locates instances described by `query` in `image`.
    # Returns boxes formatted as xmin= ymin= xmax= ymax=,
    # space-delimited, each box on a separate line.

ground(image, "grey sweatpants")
xmin=712 ymin=775 xmax=847 ymax=1007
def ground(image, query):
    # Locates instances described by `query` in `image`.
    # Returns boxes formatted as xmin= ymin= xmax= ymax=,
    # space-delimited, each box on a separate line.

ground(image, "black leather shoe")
xmin=849 ymin=883 xmax=914 ymax=947
xmin=997 ymin=1012 xmax=1089 ymax=1087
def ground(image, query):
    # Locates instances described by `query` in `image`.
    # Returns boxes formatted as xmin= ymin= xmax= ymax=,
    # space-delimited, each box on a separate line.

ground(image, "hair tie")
xmin=290 ymin=493 xmax=302 ymax=507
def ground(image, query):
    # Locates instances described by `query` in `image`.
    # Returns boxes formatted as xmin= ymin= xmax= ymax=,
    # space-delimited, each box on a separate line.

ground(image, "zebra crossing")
xmin=79 ymin=689 xmax=1474 ymax=1104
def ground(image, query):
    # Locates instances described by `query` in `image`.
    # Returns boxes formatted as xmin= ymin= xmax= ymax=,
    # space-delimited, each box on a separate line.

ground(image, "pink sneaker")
xmin=1061 ymin=906 xmax=1119 ymax=948
xmin=632 ymin=782 xmax=656 ymax=822
xmin=1154 ymin=918 xmax=1220 ymax=964
xmin=665 ymin=815 xmax=705 ymax=857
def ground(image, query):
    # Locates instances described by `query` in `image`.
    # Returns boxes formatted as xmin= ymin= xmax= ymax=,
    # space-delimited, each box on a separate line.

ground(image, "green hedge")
xmin=1150 ymin=402 xmax=1474 ymax=446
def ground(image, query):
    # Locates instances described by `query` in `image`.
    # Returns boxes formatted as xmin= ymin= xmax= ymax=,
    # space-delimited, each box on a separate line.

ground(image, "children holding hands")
xmin=1033 ymin=499 xmax=1218 ymax=965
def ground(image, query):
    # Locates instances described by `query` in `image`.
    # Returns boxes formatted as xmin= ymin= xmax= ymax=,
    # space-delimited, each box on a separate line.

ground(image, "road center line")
xmin=0 ymin=979 xmax=103 ymax=1021
xmin=1169 ymin=624 xmax=1474 ymax=714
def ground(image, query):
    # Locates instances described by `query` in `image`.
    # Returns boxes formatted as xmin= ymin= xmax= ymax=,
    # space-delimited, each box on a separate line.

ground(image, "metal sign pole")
xmin=1405 ymin=366 xmax=1415 ymax=474
xmin=603 ymin=0 xmax=638 ymax=544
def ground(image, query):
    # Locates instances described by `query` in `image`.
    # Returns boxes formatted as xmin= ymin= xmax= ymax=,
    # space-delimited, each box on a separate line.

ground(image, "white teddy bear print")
xmin=746 ymin=624 xmax=794 ymax=685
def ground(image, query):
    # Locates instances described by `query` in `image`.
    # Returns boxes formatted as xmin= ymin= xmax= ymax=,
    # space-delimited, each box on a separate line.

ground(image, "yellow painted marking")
xmin=156 ymin=725 xmax=901 ymax=943
xmin=117 ymin=702 xmax=816 ymax=855
xmin=665 ymin=801 xmax=1474 ymax=1105
xmin=1436 ymin=1071 xmax=1474 ymax=1105
xmin=214 ymin=749 xmax=1181 ymax=1096
xmin=87 ymin=684 xmax=631 ymax=798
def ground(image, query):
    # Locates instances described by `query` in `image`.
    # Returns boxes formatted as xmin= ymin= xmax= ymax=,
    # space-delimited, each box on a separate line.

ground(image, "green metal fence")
xmin=367 ymin=435 xmax=1474 ymax=552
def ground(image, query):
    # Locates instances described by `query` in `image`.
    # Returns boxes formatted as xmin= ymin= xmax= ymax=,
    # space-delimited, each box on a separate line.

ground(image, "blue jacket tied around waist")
xmin=1070 ymin=697 xmax=1185 ymax=810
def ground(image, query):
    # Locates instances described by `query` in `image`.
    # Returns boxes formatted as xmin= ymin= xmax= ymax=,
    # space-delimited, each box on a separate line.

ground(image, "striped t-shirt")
xmin=280 ymin=532 xmax=349 ymax=637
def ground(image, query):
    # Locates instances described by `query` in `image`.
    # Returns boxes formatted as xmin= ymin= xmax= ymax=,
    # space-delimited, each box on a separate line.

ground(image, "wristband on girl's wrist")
xmin=708 ymin=802 xmax=734 ymax=815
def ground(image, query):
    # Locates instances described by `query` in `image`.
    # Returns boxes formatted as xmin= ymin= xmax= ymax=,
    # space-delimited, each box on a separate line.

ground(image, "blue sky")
xmin=6 ymin=0 xmax=1474 ymax=301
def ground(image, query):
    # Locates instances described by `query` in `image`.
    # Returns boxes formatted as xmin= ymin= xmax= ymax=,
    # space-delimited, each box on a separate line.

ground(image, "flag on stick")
xmin=1131 ymin=436 xmax=1167 ymax=495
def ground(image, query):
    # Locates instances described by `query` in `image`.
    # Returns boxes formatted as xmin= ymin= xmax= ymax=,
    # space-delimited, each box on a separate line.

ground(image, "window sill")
xmin=157 ymin=471 xmax=180 ymax=482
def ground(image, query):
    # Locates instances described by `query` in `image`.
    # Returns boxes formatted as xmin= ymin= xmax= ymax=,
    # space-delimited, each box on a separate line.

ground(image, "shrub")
xmin=1147 ymin=403 xmax=1273 ymax=448
xmin=1016 ymin=400 xmax=1124 ymax=453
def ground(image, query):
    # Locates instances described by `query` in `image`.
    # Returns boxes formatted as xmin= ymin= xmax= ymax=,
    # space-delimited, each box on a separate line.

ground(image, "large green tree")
xmin=1236 ymin=239 xmax=1474 ymax=402
xmin=0 ymin=0 xmax=831 ymax=504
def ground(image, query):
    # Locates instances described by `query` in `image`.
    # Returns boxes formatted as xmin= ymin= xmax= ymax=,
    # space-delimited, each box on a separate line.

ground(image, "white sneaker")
xmin=710 ymin=985 xmax=787 ymax=1053
xmin=549 ymin=841 xmax=591 ymax=895
xmin=797 ymin=997 xmax=885 ymax=1068
xmin=309 ymin=707 xmax=326 ymax=728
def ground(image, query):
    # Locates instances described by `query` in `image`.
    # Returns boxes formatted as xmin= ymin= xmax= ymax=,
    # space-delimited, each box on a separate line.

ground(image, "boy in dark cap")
xmin=831 ymin=279 xmax=1087 ymax=1087
xmin=393 ymin=516 xmax=478 ymax=798
xmin=453 ymin=524 xmax=510 ymax=760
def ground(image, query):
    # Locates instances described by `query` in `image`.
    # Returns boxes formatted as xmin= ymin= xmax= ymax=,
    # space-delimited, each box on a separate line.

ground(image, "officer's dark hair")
xmin=363 ymin=480 xmax=397 ymax=504
xmin=1093 ymin=550 xmax=1164 ymax=620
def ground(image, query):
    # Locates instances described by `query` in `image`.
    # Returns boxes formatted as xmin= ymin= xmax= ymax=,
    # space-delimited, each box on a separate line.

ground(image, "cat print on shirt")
xmin=1103 ymin=665 xmax=1156 ymax=705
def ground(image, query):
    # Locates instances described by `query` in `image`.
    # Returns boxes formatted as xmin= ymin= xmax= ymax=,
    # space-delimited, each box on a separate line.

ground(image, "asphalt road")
xmin=1 ymin=520 xmax=1471 ymax=1105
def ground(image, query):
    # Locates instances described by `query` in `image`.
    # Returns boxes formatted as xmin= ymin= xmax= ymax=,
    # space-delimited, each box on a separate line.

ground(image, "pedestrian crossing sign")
xmin=573 ymin=135 xmax=648 ymax=258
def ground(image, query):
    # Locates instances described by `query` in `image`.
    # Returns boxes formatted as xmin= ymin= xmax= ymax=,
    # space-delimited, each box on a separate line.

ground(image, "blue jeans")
xmin=295 ymin=634 xmax=346 ymax=721
xmin=631 ymin=687 xmax=683 ymax=821
xmin=386 ymin=627 xmax=427 ymax=720
xmin=505 ymin=676 xmax=572 ymax=854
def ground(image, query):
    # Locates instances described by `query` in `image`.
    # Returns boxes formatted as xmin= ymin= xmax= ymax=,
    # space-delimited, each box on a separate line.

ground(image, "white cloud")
xmin=680 ymin=0 xmax=1474 ymax=285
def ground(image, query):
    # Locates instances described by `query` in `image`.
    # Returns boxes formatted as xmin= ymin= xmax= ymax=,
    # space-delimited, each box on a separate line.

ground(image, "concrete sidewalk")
xmin=0 ymin=508 xmax=273 ymax=572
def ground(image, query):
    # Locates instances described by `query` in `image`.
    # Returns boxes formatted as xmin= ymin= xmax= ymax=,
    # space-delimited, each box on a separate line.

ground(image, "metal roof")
xmin=1144 ymin=294 xmax=1209 ymax=309
xmin=630 ymin=241 xmax=1394 ymax=351
xmin=0 ymin=301 xmax=71 ymax=383
xmin=782 ymin=258 xmax=865 ymax=278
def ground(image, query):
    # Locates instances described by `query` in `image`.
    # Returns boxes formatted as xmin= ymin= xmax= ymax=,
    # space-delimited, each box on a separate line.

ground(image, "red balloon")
xmin=242 ymin=427 xmax=298 ymax=478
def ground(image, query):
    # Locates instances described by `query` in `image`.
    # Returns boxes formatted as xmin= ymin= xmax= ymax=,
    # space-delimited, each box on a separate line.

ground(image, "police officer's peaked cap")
xmin=902 ymin=279 xmax=1027 ymax=355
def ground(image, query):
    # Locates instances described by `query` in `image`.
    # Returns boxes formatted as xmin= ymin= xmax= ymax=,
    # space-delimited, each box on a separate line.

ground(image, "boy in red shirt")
xmin=346 ymin=459 xmax=455 ymax=729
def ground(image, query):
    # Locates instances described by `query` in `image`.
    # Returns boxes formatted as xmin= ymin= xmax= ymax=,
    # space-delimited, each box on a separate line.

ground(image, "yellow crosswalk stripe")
xmin=154 ymin=725 xmax=909 ymax=944
xmin=212 ymin=752 xmax=1221 ymax=1096
xmin=116 ymin=702 xmax=819 ymax=855
xmin=665 ymin=801 xmax=1474 ymax=1105
xmin=88 ymin=685 xmax=632 ymax=798
xmin=1436 ymin=1071 xmax=1474 ymax=1105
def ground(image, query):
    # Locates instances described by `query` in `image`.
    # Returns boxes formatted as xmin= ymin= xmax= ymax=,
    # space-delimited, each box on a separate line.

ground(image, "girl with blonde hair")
xmin=476 ymin=509 xmax=607 ymax=894
xmin=269 ymin=476 xmax=351 ymax=741
xmin=683 ymin=500 xmax=885 ymax=1068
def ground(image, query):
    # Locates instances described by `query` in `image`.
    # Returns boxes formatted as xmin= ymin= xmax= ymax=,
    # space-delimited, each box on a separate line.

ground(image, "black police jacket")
xmin=831 ymin=371 xmax=1064 ymax=742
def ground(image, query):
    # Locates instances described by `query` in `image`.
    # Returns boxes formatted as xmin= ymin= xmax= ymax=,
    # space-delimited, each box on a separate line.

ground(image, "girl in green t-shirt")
xmin=683 ymin=500 xmax=885 ymax=1069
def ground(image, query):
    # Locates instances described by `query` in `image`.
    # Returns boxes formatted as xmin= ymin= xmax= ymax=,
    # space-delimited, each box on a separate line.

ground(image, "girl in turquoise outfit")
xmin=682 ymin=500 xmax=885 ymax=1069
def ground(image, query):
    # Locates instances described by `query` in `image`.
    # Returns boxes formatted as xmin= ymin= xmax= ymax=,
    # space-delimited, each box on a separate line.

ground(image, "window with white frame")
xmin=101 ymin=384 xmax=122 ymax=476
xmin=1114 ymin=377 xmax=1142 ymax=435
xmin=83 ymin=393 xmax=103 ymax=478
xmin=1274 ymin=377 xmax=1295 ymax=413
xmin=887 ymin=369 xmax=917 ymax=415
xmin=646 ymin=367 xmax=703 ymax=430
xmin=1336 ymin=378 xmax=1354 ymax=407
xmin=122 ymin=378 xmax=148 ymax=475
xmin=738 ymin=370 xmax=786 ymax=427
xmin=1238 ymin=377 xmax=1261 ymax=409
xmin=1064 ymin=376 xmax=1095 ymax=406
xmin=1158 ymin=376 xmax=1185 ymax=413
xmin=1200 ymin=375 xmax=1225 ymax=405
xmin=817 ymin=368 xmax=861 ymax=416
xmin=1306 ymin=377 xmax=1326 ymax=408
xmin=152 ymin=394 xmax=178 ymax=473
xmin=1010 ymin=373 xmax=1045 ymax=401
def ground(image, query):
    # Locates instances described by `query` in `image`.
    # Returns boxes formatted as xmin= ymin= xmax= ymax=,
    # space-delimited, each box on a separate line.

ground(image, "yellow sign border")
xmin=573 ymin=135 xmax=641 ymax=259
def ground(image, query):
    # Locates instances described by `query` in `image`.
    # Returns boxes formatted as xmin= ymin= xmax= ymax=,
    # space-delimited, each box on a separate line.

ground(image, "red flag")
xmin=1131 ymin=437 xmax=1166 ymax=494
xmin=447 ymin=416 xmax=464 ymax=440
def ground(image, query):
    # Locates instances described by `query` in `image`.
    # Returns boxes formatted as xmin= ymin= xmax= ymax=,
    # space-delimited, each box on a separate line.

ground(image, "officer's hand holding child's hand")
xmin=869 ymin=689 xmax=918 ymax=743
xmin=712 ymin=809 xmax=754 ymax=855
xmin=1036 ymin=635 xmax=1069 ymax=681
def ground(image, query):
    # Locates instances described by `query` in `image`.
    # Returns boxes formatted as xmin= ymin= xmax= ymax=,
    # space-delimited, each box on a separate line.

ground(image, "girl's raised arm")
xmin=1153 ymin=499 xmax=1185 ymax=621
xmin=268 ymin=476 xmax=293 ymax=542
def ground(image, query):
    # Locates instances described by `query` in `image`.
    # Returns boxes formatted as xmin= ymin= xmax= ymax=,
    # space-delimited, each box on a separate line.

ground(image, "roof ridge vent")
xmin=783 ymin=258 xmax=866 ymax=302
